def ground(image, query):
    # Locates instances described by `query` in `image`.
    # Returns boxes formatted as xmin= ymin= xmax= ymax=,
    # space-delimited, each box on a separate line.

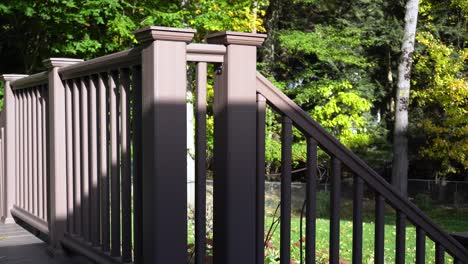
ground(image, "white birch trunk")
xmin=392 ymin=0 xmax=420 ymax=196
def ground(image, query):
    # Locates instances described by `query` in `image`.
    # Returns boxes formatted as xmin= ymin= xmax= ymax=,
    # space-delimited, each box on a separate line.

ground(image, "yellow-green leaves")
xmin=187 ymin=0 xmax=267 ymax=36
xmin=413 ymin=31 xmax=468 ymax=175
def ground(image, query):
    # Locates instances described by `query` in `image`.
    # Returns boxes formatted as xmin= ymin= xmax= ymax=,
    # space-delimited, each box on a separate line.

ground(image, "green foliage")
xmin=412 ymin=31 xmax=468 ymax=176
xmin=257 ymin=0 xmax=400 ymax=173
xmin=413 ymin=193 xmax=434 ymax=211
xmin=278 ymin=26 xmax=373 ymax=68
xmin=0 ymin=0 xmax=466 ymax=179
xmin=188 ymin=0 xmax=267 ymax=36
xmin=419 ymin=0 xmax=467 ymax=49
xmin=0 ymin=0 xmax=141 ymax=71
xmin=0 ymin=0 xmax=268 ymax=74
xmin=293 ymin=79 xmax=373 ymax=147
xmin=316 ymin=191 xmax=330 ymax=218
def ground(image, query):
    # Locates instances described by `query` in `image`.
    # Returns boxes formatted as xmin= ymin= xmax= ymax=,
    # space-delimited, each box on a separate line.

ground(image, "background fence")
xmin=195 ymin=179 xmax=468 ymax=218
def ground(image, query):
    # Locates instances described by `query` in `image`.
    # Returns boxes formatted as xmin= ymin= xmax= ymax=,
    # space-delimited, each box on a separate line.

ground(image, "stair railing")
xmin=256 ymin=72 xmax=468 ymax=263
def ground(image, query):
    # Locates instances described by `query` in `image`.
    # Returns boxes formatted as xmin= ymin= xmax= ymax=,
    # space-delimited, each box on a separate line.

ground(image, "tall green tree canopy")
xmin=0 ymin=0 xmax=466 ymax=179
xmin=0 ymin=0 xmax=267 ymax=73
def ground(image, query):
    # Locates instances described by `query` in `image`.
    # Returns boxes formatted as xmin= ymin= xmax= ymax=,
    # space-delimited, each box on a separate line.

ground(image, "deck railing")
xmin=10 ymin=73 xmax=49 ymax=233
xmin=256 ymin=73 xmax=468 ymax=264
xmin=0 ymin=110 xmax=5 ymax=222
xmin=0 ymin=26 xmax=467 ymax=264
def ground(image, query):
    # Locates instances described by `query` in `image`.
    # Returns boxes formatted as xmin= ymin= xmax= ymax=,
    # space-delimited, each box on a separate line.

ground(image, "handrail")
xmin=256 ymin=72 xmax=468 ymax=262
xmin=11 ymin=72 xmax=47 ymax=90
xmin=186 ymin=43 xmax=226 ymax=63
xmin=58 ymin=48 xmax=142 ymax=80
xmin=11 ymin=206 xmax=49 ymax=235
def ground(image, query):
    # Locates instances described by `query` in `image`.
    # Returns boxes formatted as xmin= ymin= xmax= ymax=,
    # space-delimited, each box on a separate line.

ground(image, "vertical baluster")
xmin=256 ymin=93 xmax=266 ymax=264
xmin=15 ymin=93 xmax=19 ymax=207
xmin=32 ymin=88 xmax=37 ymax=217
xmin=72 ymin=79 xmax=82 ymax=236
xmin=435 ymin=243 xmax=445 ymax=264
xmin=89 ymin=75 xmax=100 ymax=246
xmin=131 ymin=67 xmax=142 ymax=263
xmin=306 ymin=138 xmax=317 ymax=264
xmin=375 ymin=193 xmax=385 ymax=264
xmin=120 ymin=68 xmax=132 ymax=262
xmin=109 ymin=70 xmax=121 ymax=257
xmin=99 ymin=73 xmax=110 ymax=252
xmin=0 ymin=135 xmax=2 ymax=218
xmin=18 ymin=92 xmax=23 ymax=209
xmin=1 ymin=129 xmax=3 ymax=213
xmin=396 ymin=212 xmax=406 ymax=264
xmin=353 ymin=176 xmax=363 ymax=264
xmin=42 ymin=86 xmax=47 ymax=220
xmin=27 ymin=90 xmax=32 ymax=213
xmin=22 ymin=91 xmax=26 ymax=211
xmin=416 ymin=227 xmax=425 ymax=264
xmin=37 ymin=88 xmax=43 ymax=220
xmin=65 ymin=80 xmax=74 ymax=232
xmin=330 ymin=157 xmax=341 ymax=264
xmin=81 ymin=77 xmax=90 ymax=241
xmin=0 ymin=131 xmax=2 ymax=218
xmin=195 ymin=62 xmax=208 ymax=264
xmin=23 ymin=90 xmax=29 ymax=211
xmin=280 ymin=116 xmax=292 ymax=264
xmin=0 ymin=130 xmax=2 ymax=219
xmin=14 ymin=92 xmax=17 ymax=208
xmin=42 ymin=84 xmax=48 ymax=221
xmin=1 ymin=134 xmax=3 ymax=217
xmin=0 ymin=132 xmax=2 ymax=217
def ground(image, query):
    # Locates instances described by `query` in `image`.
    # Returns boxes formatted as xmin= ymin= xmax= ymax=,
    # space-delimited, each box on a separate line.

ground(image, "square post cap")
xmin=0 ymin=74 xmax=29 ymax=82
xmin=133 ymin=26 xmax=196 ymax=44
xmin=206 ymin=31 xmax=267 ymax=46
xmin=43 ymin=58 xmax=84 ymax=69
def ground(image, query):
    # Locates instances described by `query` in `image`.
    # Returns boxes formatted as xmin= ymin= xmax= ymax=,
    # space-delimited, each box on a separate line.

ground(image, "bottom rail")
xmin=11 ymin=205 xmax=48 ymax=235
xmin=62 ymin=234 xmax=123 ymax=264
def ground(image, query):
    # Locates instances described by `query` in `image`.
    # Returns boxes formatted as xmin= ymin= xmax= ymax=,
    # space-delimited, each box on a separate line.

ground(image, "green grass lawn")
xmin=265 ymin=217 xmax=457 ymax=264
xmin=262 ymin=206 xmax=468 ymax=264
xmin=188 ymin=203 xmax=468 ymax=264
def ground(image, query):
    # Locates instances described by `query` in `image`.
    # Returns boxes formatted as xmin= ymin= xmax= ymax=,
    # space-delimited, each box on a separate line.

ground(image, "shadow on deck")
xmin=0 ymin=223 xmax=89 ymax=264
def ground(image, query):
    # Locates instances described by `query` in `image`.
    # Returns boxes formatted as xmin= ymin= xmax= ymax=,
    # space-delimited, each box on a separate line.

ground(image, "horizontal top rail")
xmin=58 ymin=48 xmax=142 ymax=80
xmin=186 ymin=43 xmax=226 ymax=63
xmin=255 ymin=72 xmax=468 ymax=262
xmin=11 ymin=72 xmax=47 ymax=90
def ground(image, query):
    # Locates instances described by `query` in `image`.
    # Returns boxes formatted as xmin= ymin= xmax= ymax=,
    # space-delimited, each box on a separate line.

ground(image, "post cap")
xmin=206 ymin=31 xmax=267 ymax=46
xmin=133 ymin=26 xmax=196 ymax=44
xmin=0 ymin=74 xmax=29 ymax=82
xmin=43 ymin=58 xmax=84 ymax=69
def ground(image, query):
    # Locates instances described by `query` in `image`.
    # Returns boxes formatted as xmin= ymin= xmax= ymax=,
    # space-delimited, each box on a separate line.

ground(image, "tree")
xmin=0 ymin=0 xmax=267 ymax=74
xmin=412 ymin=32 xmax=468 ymax=178
xmin=257 ymin=0 xmax=406 ymax=174
xmin=392 ymin=0 xmax=420 ymax=195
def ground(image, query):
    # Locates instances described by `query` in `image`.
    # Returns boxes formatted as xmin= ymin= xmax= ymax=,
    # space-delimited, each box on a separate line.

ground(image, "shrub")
xmin=413 ymin=193 xmax=433 ymax=211
xmin=316 ymin=191 xmax=330 ymax=218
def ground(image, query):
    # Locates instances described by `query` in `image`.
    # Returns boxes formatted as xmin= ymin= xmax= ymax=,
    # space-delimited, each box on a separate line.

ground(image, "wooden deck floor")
xmin=0 ymin=223 xmax=86 ymax=264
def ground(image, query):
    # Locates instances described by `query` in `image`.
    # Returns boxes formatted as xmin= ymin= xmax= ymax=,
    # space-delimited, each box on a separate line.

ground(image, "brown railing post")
xmin=43 ymin=58 xmax=83 ymax=253
xmin=0 ymin=74 xmax=28 ymax=223
xmin=206 ymin=32 xmax=266 ymax=264
xmin=133 ymin=26 xmax=195 ymax=263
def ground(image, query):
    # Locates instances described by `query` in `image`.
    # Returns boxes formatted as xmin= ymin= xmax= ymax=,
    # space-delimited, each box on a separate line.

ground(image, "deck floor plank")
xmin=0 ymin=223 xmax=85 ymax=264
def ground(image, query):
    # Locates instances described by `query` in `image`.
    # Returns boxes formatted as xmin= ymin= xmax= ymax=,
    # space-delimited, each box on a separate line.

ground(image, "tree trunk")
xmin=392 ymin=0 xmax=420 ymax=196
xmin=261 ymin=0 xmax=282 ymax=75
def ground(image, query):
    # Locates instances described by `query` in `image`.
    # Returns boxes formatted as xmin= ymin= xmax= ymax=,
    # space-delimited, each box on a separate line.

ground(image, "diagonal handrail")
xmin=256 ymin=72 xmax=468 ymax=262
